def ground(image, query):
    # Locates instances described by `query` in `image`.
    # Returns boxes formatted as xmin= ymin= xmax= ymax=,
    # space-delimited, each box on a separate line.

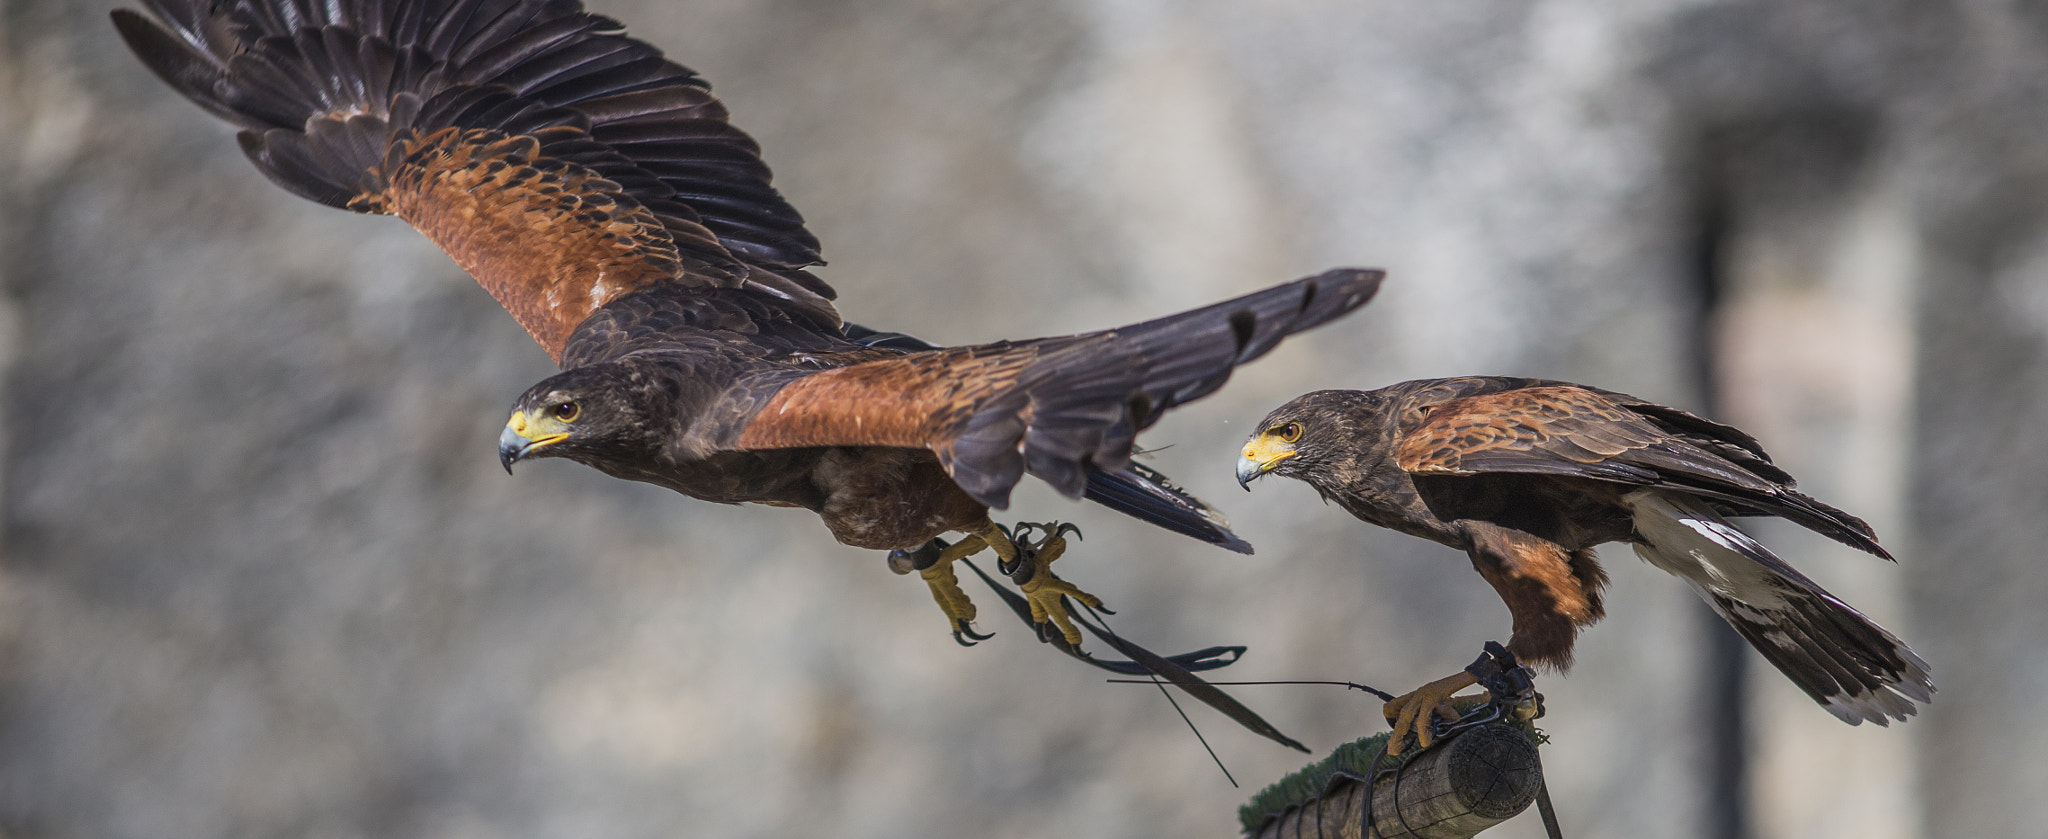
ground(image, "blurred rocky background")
xmin=0 ymin=0 xmax=2039 ymax=837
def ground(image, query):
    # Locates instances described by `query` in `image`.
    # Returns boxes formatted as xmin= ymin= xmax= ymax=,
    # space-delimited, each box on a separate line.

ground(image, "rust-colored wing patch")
xmin=350 ymin=127 xmax=690 ymax=361
xmin=1395 ymin=386 xmax=1664 ymax=475
xmin=731 ymin=346 xmax=1039 ymax=450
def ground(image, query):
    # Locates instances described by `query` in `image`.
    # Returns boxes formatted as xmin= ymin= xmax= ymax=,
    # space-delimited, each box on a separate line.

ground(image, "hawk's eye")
xmin=1276 ymin=422 xmax=1303 ymax=443
xmin=551 ymin=401 xmax=580 ymax=422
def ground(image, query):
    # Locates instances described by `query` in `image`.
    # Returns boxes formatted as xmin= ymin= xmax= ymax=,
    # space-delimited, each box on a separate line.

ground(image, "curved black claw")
xmin=1033 ymin=617 xmax=1062 ymax=644
xmin=1003 ymin=521 xmax=1084 ymax=582
xmin=951 ymin=618 xmax=994 ymax=647
xmin=1009 ymin=521 xmax=1044 ymax=545
xmin=1011 ymin=521 xmax=1083 ymax=551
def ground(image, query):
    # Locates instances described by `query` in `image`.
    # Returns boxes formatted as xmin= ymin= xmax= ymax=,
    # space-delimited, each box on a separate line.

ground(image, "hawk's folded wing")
xmin=1395 ymin=385 xmax=1889 ymax=558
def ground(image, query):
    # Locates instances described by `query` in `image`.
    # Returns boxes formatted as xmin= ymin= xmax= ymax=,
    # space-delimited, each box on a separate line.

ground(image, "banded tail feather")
xmin=1627 ymin=492 xmax=1932 ymax=724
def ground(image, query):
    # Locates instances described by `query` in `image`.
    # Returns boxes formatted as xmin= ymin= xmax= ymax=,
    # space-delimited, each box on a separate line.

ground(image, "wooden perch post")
xmin=1244 ymin=721 xmax=1545 ymax=839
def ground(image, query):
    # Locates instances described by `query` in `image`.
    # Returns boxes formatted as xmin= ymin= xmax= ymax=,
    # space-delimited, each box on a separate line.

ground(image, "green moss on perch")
xmin=1240 ymin=730 xmax=1404 ymax=830
xmin=1238 ymin=718 xmax=1545 ymax=839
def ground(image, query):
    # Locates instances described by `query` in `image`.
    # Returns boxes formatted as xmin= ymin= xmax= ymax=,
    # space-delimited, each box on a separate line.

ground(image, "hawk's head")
xmin=1235 ymin=389 xmax=1378 ymax=489
xmin=498 ymin=364 xmax=667 ymax=473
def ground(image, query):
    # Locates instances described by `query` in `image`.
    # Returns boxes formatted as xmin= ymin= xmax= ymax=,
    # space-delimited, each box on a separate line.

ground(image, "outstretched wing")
xmin=720 ymin=268 xmax=1383 ymax=508
xmin=113 ymin=0 xmax=835 ymax=362
xmin=1395 ymin=385 xmax=1889 ymax=558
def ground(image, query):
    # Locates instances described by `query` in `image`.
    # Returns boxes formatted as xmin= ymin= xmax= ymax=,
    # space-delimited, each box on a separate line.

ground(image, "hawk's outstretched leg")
xmin=887 ymin=521 xmax=1020 ymax=646
xmin=1004 ymin=522 xmax=1112 ymax=645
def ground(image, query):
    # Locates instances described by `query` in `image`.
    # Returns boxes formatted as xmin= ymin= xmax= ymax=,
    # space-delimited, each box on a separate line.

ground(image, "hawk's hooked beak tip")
xmin=1235 ymin=456 xmax=1264 ymax=490
xmin=498 ymin=412 xmax=567 ymax=475
xmin=1237 ymin=438 xmax=1293 ymax=489
xmin=498 ymin=425 xmax=529 ymax=475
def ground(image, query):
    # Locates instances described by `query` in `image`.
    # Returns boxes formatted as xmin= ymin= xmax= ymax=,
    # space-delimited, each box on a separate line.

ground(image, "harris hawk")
xmin=112 ymin=0 xmax=1383 ymax=649
xmin=1235 ymin=378 xmax=1931 ymax=754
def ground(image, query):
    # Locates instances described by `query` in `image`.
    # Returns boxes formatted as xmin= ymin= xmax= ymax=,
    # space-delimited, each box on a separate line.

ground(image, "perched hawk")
xmin=1236 ymin=378 xmax=1931 ymax=753
xmin=113 ymin=0 xmax=1382 ymax=647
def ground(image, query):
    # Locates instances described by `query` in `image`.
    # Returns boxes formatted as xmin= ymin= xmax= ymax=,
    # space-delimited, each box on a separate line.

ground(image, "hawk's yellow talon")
xmin=1382 ymin=671 xmax=1482 ymax=756
xmin=937 ymin=534 xmax=991 ymax=564
xmin=907 ymin=523 xmax=1021 ymax=640
xmin=918 ymin=560 xmax=977 ymax=627
xmin=1013 ymin=527 xmax=1105 ymax=646
xmin=977 ymin=523 xmax=1018 ymax=564
xmin=902 ymin=522 xmax=1106 ymax=647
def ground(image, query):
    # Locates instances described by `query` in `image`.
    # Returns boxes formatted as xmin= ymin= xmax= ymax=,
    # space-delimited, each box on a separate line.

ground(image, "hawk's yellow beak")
xmin=498 ymin=410 xmax=570 ymax=473
xmin=1236 ymin=435 xmax=1296 ymax=489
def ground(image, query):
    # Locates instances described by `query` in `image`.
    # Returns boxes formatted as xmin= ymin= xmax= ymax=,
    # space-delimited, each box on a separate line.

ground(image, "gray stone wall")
xmin=0 ymin=1 xmax=2034 ymax=837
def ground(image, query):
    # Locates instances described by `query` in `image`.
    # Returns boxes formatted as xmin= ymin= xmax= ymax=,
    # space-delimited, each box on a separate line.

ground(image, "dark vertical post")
xmin=1687 ymin=144 xmax=1751 ymax=839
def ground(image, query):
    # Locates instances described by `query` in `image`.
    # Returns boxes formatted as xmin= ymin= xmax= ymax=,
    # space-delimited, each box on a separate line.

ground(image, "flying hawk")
xmin=112 ymin=0 xmax=1382 ymax=648
xmin=1236 ymin=378 xmax=1931 ymax=754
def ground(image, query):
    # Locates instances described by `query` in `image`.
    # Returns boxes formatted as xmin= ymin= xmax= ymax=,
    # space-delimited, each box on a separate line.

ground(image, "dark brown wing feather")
xmin=1590 ymin=390 xmax=1794 ymax=485
xmin=113 ymin=0 xmax=834 ymax=362
xmin=731 ymin=269 xmax=1384 ymax=507
xmin=1394 ymin=385 xmax=1888 ymax=558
